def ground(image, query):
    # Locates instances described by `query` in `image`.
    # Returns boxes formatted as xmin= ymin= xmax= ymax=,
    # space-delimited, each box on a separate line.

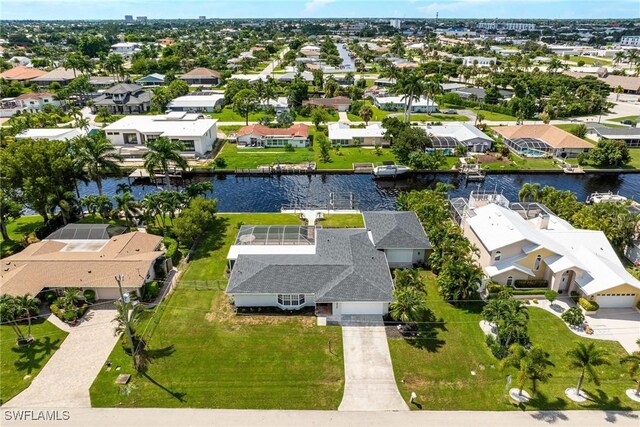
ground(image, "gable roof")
xmin=237 ymin=124 xmax=309 ymax=138
xmin=0 ymin=66 xmax=46 ymax=81
xmin=304 ymin=96 xmax=352 ymax=107
xmin=104 ymin=83 xmax=144 ymax=95
xmin=181 ymin=67 xmax=221 ymax=79
xmin=363 ymin=211 xmax=431 ymax=250
xmin=226 ymin=229 xmax=393 ymax=302
xmin=493 ymin=124 xmax=594 ymax=149
xmin=31 ymin=67 xmax=77 ymax=82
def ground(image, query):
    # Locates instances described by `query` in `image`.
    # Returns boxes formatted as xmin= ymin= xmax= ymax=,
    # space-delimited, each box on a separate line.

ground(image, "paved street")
xmin=6 ymin=306 xmax=118 ymax=408
xmin=338 ymin=319 xmax=408 ymax=411
xmin=1 ymin=408 xmax=638 ymax=427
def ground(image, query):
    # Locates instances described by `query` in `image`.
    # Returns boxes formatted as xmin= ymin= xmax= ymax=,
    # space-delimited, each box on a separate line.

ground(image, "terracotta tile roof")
xmin=181 ymin=67 xmax=221 ymax=79
xmin=14 ymin=92 xmax=54 ymax=100
xmin=0 ymin=66 xmax=47 ymax=81
xmin=237 ymin=124 xmax=310 ymax=138
xmin=304 ymin=96 xmax=352 ymax=108
xmin=494 ymin=124 xmax=594 ymax=149
xmin=0 ymin=232 xmax=164 ymax=297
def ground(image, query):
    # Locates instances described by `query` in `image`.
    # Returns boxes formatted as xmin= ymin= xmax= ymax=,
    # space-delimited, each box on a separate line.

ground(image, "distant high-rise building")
xmin=389 ymin=19 xmax=401 ymax=29
xmin=136 ymin=16 xmax=148 ymax=23
xmin=124 ymin=15 xmax=133 ymax=22
xmin=199 ymin=16 xmax=206 ymax=20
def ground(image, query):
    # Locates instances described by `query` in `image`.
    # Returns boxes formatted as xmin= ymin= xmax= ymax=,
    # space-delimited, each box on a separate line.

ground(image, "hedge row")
xmin=578 ymin=297 xmax=599 ymax=312
xmin=513 ymin=279 xmax=549 ymax=289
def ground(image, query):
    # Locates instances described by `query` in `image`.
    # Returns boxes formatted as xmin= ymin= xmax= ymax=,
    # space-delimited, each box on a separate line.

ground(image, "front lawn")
xmin=480 ymin=154 xmax=560 ymax=171
xmin=319 ymin=214 xmax=364 ymax=228
xmin=214 ymin=139 xmax=396 ymax=170
xmin=389 ymin=273 xmax=640 ymax=411
xmin=610 ymin=115 xmax=639 ymax=123
xmin=209 ymin=107 xmax=269 ymax=122
xmin=474 ymin=109 xmax=518 ymax=121
xmin=0 ymin=215 xmax=44 ymax=257
xmin=1 ymin=319 xmax=68 ymax=405
xmin=410 ymin=113 xmax=469 ymax=122
xmin=90 ymin=213 xmax=344 ymax=409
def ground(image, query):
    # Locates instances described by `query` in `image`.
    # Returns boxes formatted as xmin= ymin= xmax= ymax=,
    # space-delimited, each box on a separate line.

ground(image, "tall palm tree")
xmin=46 ymin=186 xmax=77 ymax=225
xmin=518 ymin=183 xmax=541 ymax=203
xmin=500 ymin=344 xmax=529 ymax=396
xmin=0 ymin=295 xmax=26 ymax=343
xmin=113 ymin=300 xmax=146 ymax=338
xmin=423 ymin=79 xmax=443 ymax=116
xmin=74 ymin=134 xmax=124 ymax=195
xmin=566 ymin=342 xmax=609 ymax=396
xmin=114 ymin=191 xmax=140 ymax=228
xmin=620 ymin=351 xmax=640 ymax=396
xmin=143 ymin=137 xmax=188 ymax=187
xmin=393 ymin=70 xmax=424 ymax=122
xmin=13 ymin=295 xmax=40 ymax=340
xmin=389 ymin=287 xmax=424 ymax=324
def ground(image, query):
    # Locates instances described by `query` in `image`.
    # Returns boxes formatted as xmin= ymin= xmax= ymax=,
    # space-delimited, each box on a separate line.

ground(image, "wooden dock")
xmin=353 ymin=163 xmax=374 ymax=174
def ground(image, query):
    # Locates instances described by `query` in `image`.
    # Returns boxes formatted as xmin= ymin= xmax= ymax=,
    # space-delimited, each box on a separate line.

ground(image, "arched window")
xmin=534 ymin=255 xmax=542 ymax=271
xmin=506 ymin=276 xmax=513 ymax=287
xmin=494 ymin=251 xmax=502 ymax=262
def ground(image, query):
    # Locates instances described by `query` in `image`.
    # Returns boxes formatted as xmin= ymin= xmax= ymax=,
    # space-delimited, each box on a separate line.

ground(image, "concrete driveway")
xmin=338 ymin=317 xmax=408 ymax=411
xmin=5 ymin=305 xmax=119 ymax=408
xmin=586 ymin=308 xmax=640 ymax=354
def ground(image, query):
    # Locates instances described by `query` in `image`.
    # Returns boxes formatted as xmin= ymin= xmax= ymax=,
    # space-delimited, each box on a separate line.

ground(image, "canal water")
xmin=81 ymin=173 xmax=640 ymax=213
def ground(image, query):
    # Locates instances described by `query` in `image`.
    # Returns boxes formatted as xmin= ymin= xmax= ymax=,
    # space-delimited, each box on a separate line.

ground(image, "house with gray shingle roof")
xmin=226 ymin=212 xmax=430 ymax=319
xmin=363 ymin=211 xmax=431 ymax=268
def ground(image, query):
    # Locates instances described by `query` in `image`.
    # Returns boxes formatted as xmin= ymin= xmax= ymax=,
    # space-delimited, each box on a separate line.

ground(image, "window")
xmin=534 ymin=255 xmax=542 ymax=271
xmin=494 ymin=251 xmax=501 ymax=261
xmin=123 ymin=133 xmax=139 ymax=144
xmin=179 ymin=140 xmax=195 ymax=152
xmin=506 ymin=276 xmax=513 ymax=287
xmin=277 ymin=294 xmax=305 ymax=307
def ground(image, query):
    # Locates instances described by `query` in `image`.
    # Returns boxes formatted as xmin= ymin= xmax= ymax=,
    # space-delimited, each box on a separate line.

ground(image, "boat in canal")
xmin=586 ymin=191 xmax=629 ymax=204
xmin=372 ymin=162 xmax=411 ymax=177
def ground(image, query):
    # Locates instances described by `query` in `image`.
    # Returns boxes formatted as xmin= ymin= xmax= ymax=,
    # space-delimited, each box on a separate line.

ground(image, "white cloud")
xmin=305 ymin=0 xmax=336 ymax=12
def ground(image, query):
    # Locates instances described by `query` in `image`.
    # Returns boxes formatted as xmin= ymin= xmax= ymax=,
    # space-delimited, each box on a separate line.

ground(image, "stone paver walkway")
xmin=338 ymin=317 xmax=408 ymax=411
xmin=5 ymin=305 xmax=119 ymax=408
xmin=338 ymin=111 xmax=350 ymax=122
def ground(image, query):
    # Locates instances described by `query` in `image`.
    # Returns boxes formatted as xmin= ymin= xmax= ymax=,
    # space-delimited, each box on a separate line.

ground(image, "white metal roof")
xmin=416 ymin=122 xmax=492 ymax=143
xmin=373 ymin=95 xmax=437 ymax=107
xmin=328 ymin=123 xmax=386 ymax=140
xmin=104 ymin=114 xmax=217 ymax=138
xmin=167 ymin=94 xmax=224 ymax=108
xmin=16 ymin=128 xmax=86 ymax=141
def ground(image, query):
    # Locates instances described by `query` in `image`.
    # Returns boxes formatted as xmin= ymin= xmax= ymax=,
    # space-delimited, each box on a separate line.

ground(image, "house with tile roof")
xmin=328 ymin=122 xmax=388 ymax=147
xmin=225 ymin=212 xmax=431 ymax=319
xmin=236 ymin=124 xmax=310 ymax=148
xmin=0 ymin=224 xmax=165 ymax=301
xmin=0 ymin=66 xmax=46 ymax=81
xmin=303 ymin=96 xmax=352 ymax=112
xmin=493 ymin=124 xmax=593 ymax=158
xmin=180 ymin=67 xmax=221 ymax=86
xmin=0 ymin=92 xmax=60 ymax=117
xmin=31 ymin=67 xmax=77 ymax=86
xmin=91 ymin=83 xmax=152 ymax=115
xmin=457 ymin=194 xmax=640 ymax=308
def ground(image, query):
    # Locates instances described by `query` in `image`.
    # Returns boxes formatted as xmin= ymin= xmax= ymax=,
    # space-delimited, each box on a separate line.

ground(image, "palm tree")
xmin=143 ymin=137 xmax=188 ymax=188
xmin=113 ymin=300 xmax=146 ymax=339
xmin=115 ymin=183 xmax=132 ymax=194
xmin=518 ymin=183 xmax=541 ymax=203
xmin=500 ymin=344 xmax=529 ymax=396
xmin=13 ymin=294 xmax=40 ymax=340
xmin=423 ymin=79 xmax=443 ymax=116
xmin=184 ymin=181 xmax=214 ymax=200
xmin=74 ymin=134 xmax=124 ymax=195
xmin=114 ymin=191 xmax=140 ymax=228
xmin=359 ymin=105 xmax=373 ymax=125
xmin=76 ymin=117 xmax=90 ymax=131
xmin=620 ymin=351 xmax=640 ymax=396
xmin=46 ymin=186 xmax=78 ymax=225
xmin=0 ymin=295 xmax=26 ymax=344
xmin=566 ymin=342 xmax=610 ymax=396
xmin=389 ymin=287 xmax=424 ymax=324
xmin=393 ymin=71 xmax=424 ymax=122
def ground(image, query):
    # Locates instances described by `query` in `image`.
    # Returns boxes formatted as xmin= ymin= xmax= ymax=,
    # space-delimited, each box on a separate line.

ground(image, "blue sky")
xmin=1 ymin=0 xmax=639 ymax=20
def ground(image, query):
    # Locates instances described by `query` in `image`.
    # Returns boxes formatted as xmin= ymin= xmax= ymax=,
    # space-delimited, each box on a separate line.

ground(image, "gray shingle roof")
xmin=226 ymin=229 xmax=393 ymax=302
xmin=363 ymin=211 xmax=431 ymax=250
xmin=587 ymin=123 xmax=640 ymax=138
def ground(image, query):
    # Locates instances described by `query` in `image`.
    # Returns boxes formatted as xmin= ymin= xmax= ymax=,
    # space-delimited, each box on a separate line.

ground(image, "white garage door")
xmin=385 ymin=249 xmax=414 ymax=264
xmin=595 ymin=294 xmax=637 ymax=308
xmin=340 ymin=302 xmax=385 ymax=315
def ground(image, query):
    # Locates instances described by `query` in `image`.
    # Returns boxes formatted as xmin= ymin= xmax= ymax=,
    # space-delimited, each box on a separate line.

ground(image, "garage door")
xmin=340 ymin=302 xmax=385 ymax=315
xmin=595 ymin=294 xmax=637 ymax=308
xmin=385 ymin=249 xmax=414 ymax=264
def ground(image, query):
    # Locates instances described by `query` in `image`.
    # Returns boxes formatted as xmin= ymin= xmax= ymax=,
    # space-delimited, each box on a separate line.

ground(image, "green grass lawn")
xmin=1 ymin=319 xmax=68 ymax=405
xmin=389 ymin=273 xmax=640 ymax=411
xmin=609 ymin=115 xmax=639 ymax=123
xmin=210 ymin=107 xmax=269 ymax=122
xmin=214 ymin=139 xmax=396 ymax=170
xmin=0 ymin=215 xmax=44 ymax=257
xmin=569 ymin=56 xmax=611 ymax=66
xmin=480 ymin=155 xmax=560 ymax=171
xmin=319 ymin=214 xmax=364 ymax=228
xmin=409 ymin=113 xmax=469 ymax=122
xmin=219 ymin=125 xmax=243 ymax=135
xmin=474 ymin=109 xmax=518 ymax=122
xmin=90 ymin=213 xmax=344 ymax=409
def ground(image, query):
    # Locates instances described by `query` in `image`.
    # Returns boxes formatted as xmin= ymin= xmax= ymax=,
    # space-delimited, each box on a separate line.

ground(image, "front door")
xmin=559 ymin=271 xmax=570 ymax=292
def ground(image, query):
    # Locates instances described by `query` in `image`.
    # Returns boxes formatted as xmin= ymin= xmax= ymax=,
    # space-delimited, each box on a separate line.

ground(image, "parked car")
xmin=620 ymin=119 xmax=635 ymax=125
xmin=443 ymin=109 xmax=457 ymax=114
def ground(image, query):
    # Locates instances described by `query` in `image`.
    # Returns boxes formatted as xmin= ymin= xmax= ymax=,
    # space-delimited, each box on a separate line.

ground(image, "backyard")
xmin=389 ymin=273 xmax=640 ymax=411
xmin=89 ymin=213 xmax=348 ymax=409
xmin=0 ymin=215 xmax=44 ymax=257
xmin=1 ymin=319 xmax=68 ymax=405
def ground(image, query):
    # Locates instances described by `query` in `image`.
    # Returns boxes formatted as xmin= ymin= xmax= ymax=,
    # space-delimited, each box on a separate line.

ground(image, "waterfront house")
xmin=586 ymin=123 xmax=640 ymax=148
xmin=372 ymin=95 xmax=437 ymax=113
xmin=236 ymin=124 xmax=310 ymax=148
xmin=0 ymin=224 xmax=165 ymax=301
xmin=91 ymin=83 xmax=152 ymax=115
xmin=455 ymin=193 xmax=640 ymax=308
xmin=493 ymin=124 xmax=593 ymax=158
xmin=416 ymin=122 xmax=493 ymax=153
xmin=103 ymin=112 xmax=217 ymax=158
xmin=328 ymin=122 xmax=389 ymax=146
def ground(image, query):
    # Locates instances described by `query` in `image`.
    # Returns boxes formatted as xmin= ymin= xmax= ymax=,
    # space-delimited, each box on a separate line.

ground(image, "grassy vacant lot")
xmin=210 ymin=107 xmax=269 ymax=122
xmin=480 ymin=155 xmax=559 ymax=171
xmin=0 ymin=215 xmax=44 ymax=257
xmin=90 ymin=213 xmax=345 ymax=409
xmin=474 ymin=109 xmax=518 ymax=121
xmin=215 ymin=140 xmax=396 ymax=170
xmin=389 ymin=273 xmax=640 ymax=411
xmin=1 ymin=319 xmax=68 ymax=405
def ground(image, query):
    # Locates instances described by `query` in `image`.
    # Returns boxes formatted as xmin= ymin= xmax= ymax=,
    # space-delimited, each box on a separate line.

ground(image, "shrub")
xmin=486 ymin=335 xmax=508 ymax=359
xmin=570 ymin=291 xmax=580 ymax=303
xmin=578 ymin=297 xmax=599 ymax=312
xmin=163 ymin=236 xmax=181 ymax=265
xmin=487 ymin=282 xmax=504 ymax=294
xmin=562 ymin=306 xmax=585 ymax=327
xmin=283 ymin=143 xmax=294 ymax=152
xmin=78 ymin=304 xmax=89 ymax=317
xmin=544 ymin=290 xmax=559 ymax=304
xmin=214 ymin=157 xmax=227 ymax=168
xmin=511 ymin=289 xmax=547 ymax=296
xmin=532 ymin=299 xmax=539 ymax=304
xmin=43 ymin=290 xmax=57 ymax=304
xmin=523 ymin=299 xmax=530 ymax=304
xmin=83 ymin=289 xmax=96 ymax=304
xmin=50 ymin=304 xmax=62 ymax=319
xmin=143 ymin=281 xmax=160 ymax=300
xmin=513 ymin=279 xmax=548 ymax=289
xmin=63 ymin=310 xmax=78 ymax=322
